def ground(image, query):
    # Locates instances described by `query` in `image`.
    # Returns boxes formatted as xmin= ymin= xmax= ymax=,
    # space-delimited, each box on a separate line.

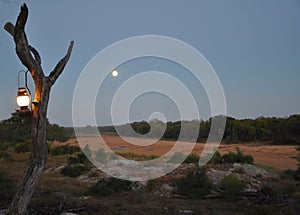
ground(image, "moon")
xmin=112 ymin=70 xmax=119 ymax=77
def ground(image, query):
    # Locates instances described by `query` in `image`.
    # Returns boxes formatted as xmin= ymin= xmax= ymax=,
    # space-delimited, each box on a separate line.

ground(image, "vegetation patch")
xmin=88 ymin=177 xmax=133 ymax=197
xmin=61 ymin=164 xmax=91 ymax=178
xmin=184 ymin=153 xmax=200 ymax=164
xmin=14 ymin=141 xmax=31 ymax=153
xmin=222 ymin=147 xmax=254 ymax=164
xmin=116 ymin=152 xmax=159 ymax=161
xmin=0 ymin=171 xmax=16 ymax=208
xmin=208 ymin=151 xmax=222 ymax=164
xmin=61 ymin=153 xmax=93 ymax=178
xmin=175 ymin=167 xmax=214 ymax=198
xmin=219 ymin=174 xmax=246 ymax=199
xmin=50 ymin=145 xmax=81 ymax=156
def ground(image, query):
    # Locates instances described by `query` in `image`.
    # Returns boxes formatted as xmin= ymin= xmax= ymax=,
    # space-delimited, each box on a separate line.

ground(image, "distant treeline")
xmin=73 ymin=115 xmax=300 ymax=145
xmin=1 ymin=113 xmax=299 ymax=145
xmin=0 ymin=112 xmax=70 ymax=143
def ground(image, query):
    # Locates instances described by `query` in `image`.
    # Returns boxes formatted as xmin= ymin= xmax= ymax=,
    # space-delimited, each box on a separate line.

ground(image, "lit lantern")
xmin=16 ymin=87 xmax=30 ymax=108
xmin=16 ymin=70 xmax=32 ymax=116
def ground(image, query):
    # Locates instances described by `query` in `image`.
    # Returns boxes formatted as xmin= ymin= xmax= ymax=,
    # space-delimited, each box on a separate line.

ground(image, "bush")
xmin=88 ymin=177 xmax=133 ymax=197
xmin=50 ymin=145 xmax=80 ymax=156
xmin=176 ymin=167 xmax=213 ymax=198
xmin=0 ymin=172 xmax=16 ymax=207
xmin=222 ymin=148 xmax=254 ymax=164
xmin=61 ymin=164 xmax=91 ymax=178
xmin=208 ymin=151 xmax=222 ymax=164
xmin=219 ymin=174 xmax=246 ymax=199
xmin=243 ymin=154 xmax=254 ymax=164
xmin=222 ymin=151 xmax=239 ymax=163
xmin=67 ymin=152 xmax=91 ymax=165
xmin=14 ymin=141 xmax=31 ymax=153
xmin=116 ymin=152 xmax=159 ymax=161
xmin=184 ymin=153 xmax=199 ymax=164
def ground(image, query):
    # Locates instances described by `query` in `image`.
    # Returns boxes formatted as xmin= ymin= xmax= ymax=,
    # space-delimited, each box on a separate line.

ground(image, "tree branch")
xmin=29 ymin=45 xmax=41 ymax=65
xmin=4 ymin=22 xmax=14 ymax=36
xmin=4 ymin=3 xmax=44 ymax=82
xmin=13 ymin=4 xmax=36 ymax=71
xmin=48 ymin=41 xmax=74 ymax=85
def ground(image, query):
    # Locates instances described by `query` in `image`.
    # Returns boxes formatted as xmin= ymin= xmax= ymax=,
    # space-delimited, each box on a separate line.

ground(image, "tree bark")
xmin=4 ymin=4 xmax=74 ymax=214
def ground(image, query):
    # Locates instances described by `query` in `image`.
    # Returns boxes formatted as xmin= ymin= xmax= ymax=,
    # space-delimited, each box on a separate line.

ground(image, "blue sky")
xmin=0 ymin=0 xmax=299 ymax=126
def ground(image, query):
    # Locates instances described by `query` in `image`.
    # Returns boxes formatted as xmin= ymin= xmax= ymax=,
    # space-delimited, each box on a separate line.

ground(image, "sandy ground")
xmin=60 ymin=135 xmax=299 ymax=170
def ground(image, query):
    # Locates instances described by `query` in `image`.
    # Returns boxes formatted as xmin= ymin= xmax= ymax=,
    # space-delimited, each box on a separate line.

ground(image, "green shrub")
xmin=243 ymin=154 xmax=254 ymax=164
xmin=222 ymin=148 xmax=254 ymax=164
xmin=208 ymin=151 xmax=222 ymax=164
xmin=176 ymin=167 xmax=213 ymax=198
xmin=0 ymin=172 xmax=16 ymax=207
xmin=222 ymin=151 xmax=239 ymax=163
xmin=184 ymin=153 xmax=199 ymax=164
xmin=50 ymin=145 xmax=80 ymax=156
xmin=116 ymin=152 xmax=159 ymax=161
xmin=61 ymin=164 xmax=91 ymax=178
xmin=88 ymin=177 xmax=133 ymax=197
xmin=219 ymin=174 xmax=246 ymax=199
xmin=67 ymin=152 xmax=91 ymax=166
xmin=14 ymin=141 xmax=31 ymax=153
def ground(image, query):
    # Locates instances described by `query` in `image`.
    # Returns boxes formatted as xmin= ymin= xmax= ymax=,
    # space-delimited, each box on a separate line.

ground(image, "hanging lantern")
xmin=17 ymin=87 xmax=30 ymax=108
xmin=16 ymin=70 xmax=32 ymax=116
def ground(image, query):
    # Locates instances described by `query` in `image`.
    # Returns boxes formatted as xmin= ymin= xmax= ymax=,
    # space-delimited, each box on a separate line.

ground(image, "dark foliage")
xmin=88 ymin=177 xmax=133 ymax=197
xmin=14 ymin=141 xmax=31 ymax=153
xmin=0 ymin=112 xmax=71 ymax=143
xmin=0 ymin=172 xmax=16 ymax=207
xmin=208 ymin=151 xmax=222 ymax=164
xmin=50 ymin=145 xmax=81 ymax=156
xmin=219 ymin=174 xmax=246 ymax=199
xmin=222 ymin=147 xmax=254 ymax=164
xmin=60 ymin=164 xmax=91 ymax=178
xmin=106 ymin=114 xmax=300 ymax=145
xmin=184 ymin=153 xmax=200 ymax=164
xmin=67 ymin=152 xmax=91 ymax=165
xmin=176 ymin=167 xmax=213 ymax=198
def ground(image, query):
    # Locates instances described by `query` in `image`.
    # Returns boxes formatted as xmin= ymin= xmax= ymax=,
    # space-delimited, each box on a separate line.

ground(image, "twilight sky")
xmin=0 ymin=0 xmax=299 ymax=126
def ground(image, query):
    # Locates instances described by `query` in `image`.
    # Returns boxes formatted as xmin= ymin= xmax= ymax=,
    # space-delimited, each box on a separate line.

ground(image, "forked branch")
xmin=48 ymin=41 xmax=74 ymax=85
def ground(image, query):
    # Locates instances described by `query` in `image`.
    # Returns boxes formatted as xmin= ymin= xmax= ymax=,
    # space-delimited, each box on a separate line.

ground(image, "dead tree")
xmin=3 ymin=4 xmax=74 ymax=214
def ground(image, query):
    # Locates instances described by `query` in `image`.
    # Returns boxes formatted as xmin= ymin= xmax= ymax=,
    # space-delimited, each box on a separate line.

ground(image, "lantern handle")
xmin=18 ymin=70 xmax=32 ymax=98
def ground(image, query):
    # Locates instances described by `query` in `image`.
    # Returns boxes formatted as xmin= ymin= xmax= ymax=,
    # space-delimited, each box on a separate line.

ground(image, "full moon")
xmin=112 ymin=70 xmax=119 ymax=77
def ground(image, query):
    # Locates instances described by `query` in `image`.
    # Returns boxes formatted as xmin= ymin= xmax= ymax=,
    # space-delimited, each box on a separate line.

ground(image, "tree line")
xmin=96 ymin=114 xmax=300 ymax=145
xmin=0 ymin=112 xmax=70 ymax=143
xmin=1 ymin=113 xmax=300 ymax=145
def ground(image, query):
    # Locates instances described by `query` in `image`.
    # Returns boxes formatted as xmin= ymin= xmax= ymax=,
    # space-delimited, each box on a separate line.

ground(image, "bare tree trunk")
xmin=3 ymin=4 xmax=74 ymax=214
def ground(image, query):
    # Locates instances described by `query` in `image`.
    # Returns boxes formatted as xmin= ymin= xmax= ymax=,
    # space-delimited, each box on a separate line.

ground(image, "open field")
xmin=56 ymin=135 xmax=299 ymax=170
xmin=1 ymin=135 xmax=299 ymax=214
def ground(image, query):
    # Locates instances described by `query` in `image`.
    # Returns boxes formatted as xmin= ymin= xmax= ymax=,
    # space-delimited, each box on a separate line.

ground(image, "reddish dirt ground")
xmin=59 ymin=135 xmax=299 ymax=170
